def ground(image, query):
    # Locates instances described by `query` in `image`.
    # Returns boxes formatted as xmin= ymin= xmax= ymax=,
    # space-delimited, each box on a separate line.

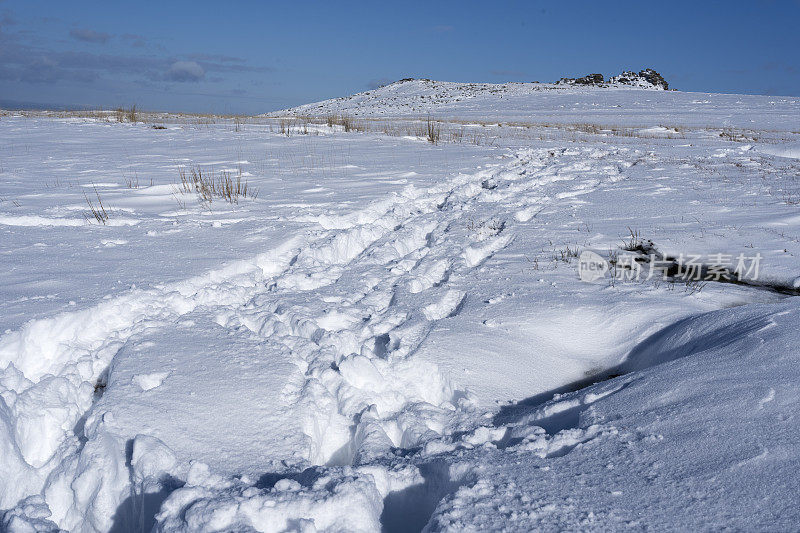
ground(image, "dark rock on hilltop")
xmin=557 ymin=69 xmax=669 ymax=90
xmin=576 ymin=73 xmax=605 ymax=85
xmin=556 ymin=73 xmax=604 ymax=86
xmin=609 ymin=69 xmax=669 ymax=90
xmin=639 ymin=69 xmax=669 ymax=90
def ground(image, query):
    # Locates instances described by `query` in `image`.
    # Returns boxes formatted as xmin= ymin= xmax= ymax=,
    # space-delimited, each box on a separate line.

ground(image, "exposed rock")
xmin=395 ymin=78 xmax=431 ymax=84
xmin=557 ymin=69 xmax=669 ymax=90
xmin=577 ymin=73 xmax=604 ymax=85
xmin=556 ymin=73 xmax=605 ymax=86
xmin=609 ymin=69 xmax=669 ymax=90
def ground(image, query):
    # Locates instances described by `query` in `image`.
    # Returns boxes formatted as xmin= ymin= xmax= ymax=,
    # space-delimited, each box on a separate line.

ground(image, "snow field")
xmin=1 ymin=84 xmax=800 ymax=531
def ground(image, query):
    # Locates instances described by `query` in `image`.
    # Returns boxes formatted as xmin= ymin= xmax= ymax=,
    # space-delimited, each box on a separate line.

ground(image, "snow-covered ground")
xmin=274 ymin=78 xmax=800 ymax=130
xmin=1 ymin=82 xmax=800 ymax=531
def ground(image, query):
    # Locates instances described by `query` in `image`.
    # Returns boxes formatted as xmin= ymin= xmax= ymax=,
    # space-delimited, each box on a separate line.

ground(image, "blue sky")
xmin=1 ymin=0 xmax=798 ymax=113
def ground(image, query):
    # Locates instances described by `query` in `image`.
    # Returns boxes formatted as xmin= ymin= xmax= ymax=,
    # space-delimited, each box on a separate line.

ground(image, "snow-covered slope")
xmin=1 ymin=82 xmax=800 ymax=531
xmin=153 ymin=300 xmax=800 ymax=531
xmin=272 ymin=77 xmax=800 ymax=130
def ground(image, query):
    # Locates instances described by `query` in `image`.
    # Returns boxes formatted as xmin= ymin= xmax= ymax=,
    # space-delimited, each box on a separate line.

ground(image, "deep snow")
xmin=1 ymin=82 xmax=800 ymax=531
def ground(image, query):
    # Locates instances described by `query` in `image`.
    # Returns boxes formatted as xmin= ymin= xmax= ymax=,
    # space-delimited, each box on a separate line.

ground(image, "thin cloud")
xmin=0 ymin=29 xmax=267 ymax=85
xmin=762 ymin=61 xmax=798 ymax=74
xmin=0 ymin=23 xmax=274 ymax=111
xmin=196 ymin=60 xmax=272 ymax=74
xmin=166 ymin=61 xmax=205 ymax=82
xmin=121 ymin=33 xmax=146 ymax=48
xmin=69 ymin=28 xmax=111 ymax=44
xmin=187 ymin=53 xmax=245 ymax=64
xmin=1 ymin=10 xmax=15 ymax=27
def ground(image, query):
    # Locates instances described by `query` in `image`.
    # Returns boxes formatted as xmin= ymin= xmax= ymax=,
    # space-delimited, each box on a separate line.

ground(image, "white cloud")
xmin=166 ymin=61 xmax=205 ymax=82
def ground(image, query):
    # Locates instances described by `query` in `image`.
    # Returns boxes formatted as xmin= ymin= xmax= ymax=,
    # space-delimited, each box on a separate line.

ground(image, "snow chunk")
xmin=423 ymin=290 xmax=466 ymax=321
xmin=463 ymin=234 xmax=514 ymax=268
xmin=1 ymin=495 xmax=60 ymax=532
xmin=156 ymin=469 xmax=384 ymax=532
xmin=132 ymin=371 xmax=169 ymax=391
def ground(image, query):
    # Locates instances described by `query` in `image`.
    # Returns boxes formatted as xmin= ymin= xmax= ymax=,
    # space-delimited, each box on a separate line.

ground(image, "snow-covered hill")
xmin=275 ymin=78 xmax=570 ymax=117
xmin=1 ymin=82 xmax=800 ymax=531
xmin=271 ymin=76 xmax=800 ymax=130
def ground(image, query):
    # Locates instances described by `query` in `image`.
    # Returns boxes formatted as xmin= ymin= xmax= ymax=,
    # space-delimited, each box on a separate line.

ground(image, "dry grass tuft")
xmin=114 ymin=105 xmax=139 ymax=123
xmin=321 ymin=114 xmax=365 ymax=133
xmin=426 ymin=116 xmax=441 ymax=144
xmin=177 ymin=166 xmax=258 ymax=204
xmin=83 ymin=185 xmax=109 ymax=224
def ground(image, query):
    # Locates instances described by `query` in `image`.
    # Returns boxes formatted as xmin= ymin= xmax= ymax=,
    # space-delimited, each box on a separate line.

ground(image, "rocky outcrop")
xmin=557 ymin=69 xmax=669 ymax=90
xmin=609 ymin=69 xmax=669 ymax=90
xmin=556 ymin=73 xmax=604 ymax=86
